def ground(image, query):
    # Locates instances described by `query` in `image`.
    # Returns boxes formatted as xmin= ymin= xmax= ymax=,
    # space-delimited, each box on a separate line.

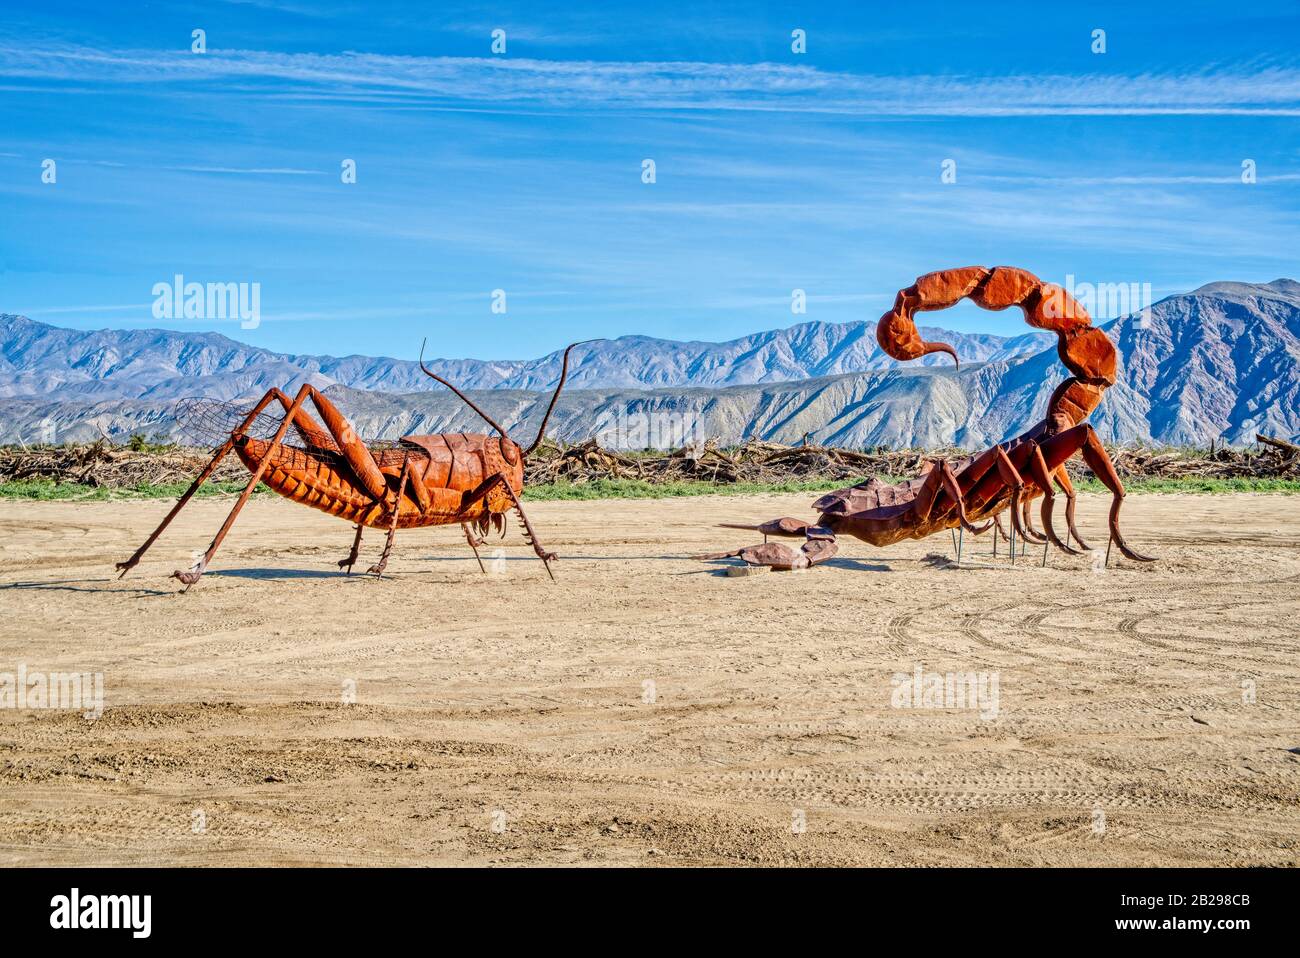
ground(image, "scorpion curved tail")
xmin=698 ymin=267 xmax=1155 ymax=573
xmin=523 ymin=340 xmax=596 ymax=457
xmin=875 ymin=266 xmax=1117 ymax=430
xmin=876 ymin=267 xmax=1153 ymax=563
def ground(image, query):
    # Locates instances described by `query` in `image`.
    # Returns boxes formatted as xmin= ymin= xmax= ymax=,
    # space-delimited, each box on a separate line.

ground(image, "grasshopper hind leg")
xmin=338 ymin=523 xmax=364 ymax=574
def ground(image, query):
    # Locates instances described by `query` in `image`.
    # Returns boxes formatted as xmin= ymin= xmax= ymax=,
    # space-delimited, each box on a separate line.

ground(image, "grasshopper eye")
xmin=499 ymin=438 xmax=520 ymax=466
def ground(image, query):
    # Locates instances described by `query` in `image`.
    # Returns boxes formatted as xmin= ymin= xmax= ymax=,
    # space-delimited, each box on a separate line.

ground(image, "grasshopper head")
xmin=499 ymin=435 xmax=522 ymax=466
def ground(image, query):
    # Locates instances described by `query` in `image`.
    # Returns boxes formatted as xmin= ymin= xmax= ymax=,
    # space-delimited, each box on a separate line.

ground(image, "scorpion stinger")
xmin=699 ymin=266 xmax=1158 ymax=573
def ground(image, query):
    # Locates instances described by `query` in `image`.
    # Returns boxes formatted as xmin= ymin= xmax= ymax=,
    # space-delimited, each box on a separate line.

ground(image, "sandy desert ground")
xmin=0 ymin=491 xmax=1296 ymax=867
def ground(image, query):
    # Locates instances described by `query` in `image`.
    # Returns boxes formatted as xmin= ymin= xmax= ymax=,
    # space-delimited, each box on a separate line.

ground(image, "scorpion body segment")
xmin=877 ymin=265 xmax=1116 ymax=432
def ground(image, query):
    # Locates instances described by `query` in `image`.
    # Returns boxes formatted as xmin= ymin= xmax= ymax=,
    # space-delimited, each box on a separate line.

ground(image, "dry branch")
xmin=0 ymin=441 xmax=247 ymax=488
xmin=3 ymin=434 xmax=1296 ymax=492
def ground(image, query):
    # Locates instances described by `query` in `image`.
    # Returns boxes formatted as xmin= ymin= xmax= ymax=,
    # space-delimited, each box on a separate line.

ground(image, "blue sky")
xmin=2 ymin=0 xmax=1298 ymax=360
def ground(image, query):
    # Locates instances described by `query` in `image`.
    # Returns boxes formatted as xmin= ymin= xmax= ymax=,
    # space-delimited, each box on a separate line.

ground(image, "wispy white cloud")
xmin=890 ymin=183 xmax=1300 ymax=261
xmin=213 ymin=0 xmax=341 ymax=17
xmin=1 ymin=43 xmax=1297 ymax=116
xmin=28 ymin=303 xmax=152 ymax=314
xmin=161 ymin=165 xmax=325 ymax=175
xmin=976 ymin=173 xmax=1300 ymax=185
xmin=71 ymin=158 xmax=323 ymax=175
xmin=440 ymin=21 xmax=605 ymax=45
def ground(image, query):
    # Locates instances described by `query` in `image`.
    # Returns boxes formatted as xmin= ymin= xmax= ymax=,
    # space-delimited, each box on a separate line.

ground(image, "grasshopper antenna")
xmin=419 ymin=338 xmax=510 ymax=439
xmin=524 ymin=340 xmax=595 ymax=456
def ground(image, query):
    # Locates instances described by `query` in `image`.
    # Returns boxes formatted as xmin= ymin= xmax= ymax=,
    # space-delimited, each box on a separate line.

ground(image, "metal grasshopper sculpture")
xmin=116 ymin=341 xmax=587 ymax=590
xmin=699 ymin=266 xmax=1156 ymax=571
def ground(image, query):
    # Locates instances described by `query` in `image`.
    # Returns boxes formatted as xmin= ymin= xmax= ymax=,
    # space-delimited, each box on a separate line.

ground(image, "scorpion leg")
xmin=800 ymin=528 xmax=839 ymax=566
xmin=1019 ymin=495 xmax=1048 ymax=545
xmin=1025 ymin=444 xmax=1082 ymax=556
xmin=938 ymin=461 xmax=992 ymax=535
xmin=992 ymin=445 xmax=1036 ymax=547
xmin=1052 ymin=465 xmax=1093 ymax=550
xmin=368 ymin=452 xmax=411 ymax=578
xmin=461 ymin=522 xmax=487 ymax=573
xmin=338 ymin=523 xmax=364 ymax=574
xmin=1068 ymin=426 xmax=1155 ymax=562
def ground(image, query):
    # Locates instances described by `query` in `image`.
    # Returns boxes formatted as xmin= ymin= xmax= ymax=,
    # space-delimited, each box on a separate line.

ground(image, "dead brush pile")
xmin=0 ymin=441 xmax=247 ymax=488
xmin=524 ymin=434 xmax=1300 ymax=486
xmin=2 ymin=434 xmax=1296 ymax=491
xmin=523 ymin=438 xmax=955 ymax=485
xmin=1084 ymin=435 xmax=1300 ymax=482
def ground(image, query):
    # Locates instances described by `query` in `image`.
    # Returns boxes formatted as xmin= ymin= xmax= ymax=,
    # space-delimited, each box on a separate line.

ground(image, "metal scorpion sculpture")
xmin=115 ymin=341 xmax=586 ymax=590
xmin=698 ymin=266 xmax=1156 ymax=571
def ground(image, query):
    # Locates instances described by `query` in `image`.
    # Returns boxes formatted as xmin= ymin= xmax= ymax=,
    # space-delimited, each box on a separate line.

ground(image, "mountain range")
xmin=1 ymin=278 xmax=1297 ymax=448
xmin=0 ymin=313 xmax=1052 ymax=400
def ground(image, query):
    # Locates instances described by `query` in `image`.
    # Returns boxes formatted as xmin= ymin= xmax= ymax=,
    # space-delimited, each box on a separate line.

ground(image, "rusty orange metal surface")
xmin=116 ymin=342 xmax=586 ymax=589
xmin=700 ymin=266 xmax=1156 ymax=571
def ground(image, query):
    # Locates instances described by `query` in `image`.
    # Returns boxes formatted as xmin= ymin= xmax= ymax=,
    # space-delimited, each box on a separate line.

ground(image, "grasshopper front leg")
xmin=456 ymin=473 xmax=557 ymax=580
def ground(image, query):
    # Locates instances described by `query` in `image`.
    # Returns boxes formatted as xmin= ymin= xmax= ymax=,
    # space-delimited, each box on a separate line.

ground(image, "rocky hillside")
xmin=0 ymin=313 xmax=1049 ymax=400
xmin=1 ymin=279 xmax=1296 ymax=447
